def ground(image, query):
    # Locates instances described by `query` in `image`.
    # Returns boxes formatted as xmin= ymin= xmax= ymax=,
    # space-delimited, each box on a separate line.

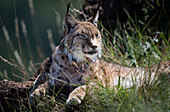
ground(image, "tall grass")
xmin=72 ymin=9 xmax=170 ymax=112
xmin=0 ymin=0 xmax=83 ymax=81
xmin=29 ymin=9 xmax=169 ymax=111
xmin=0 ymin=1 xmax=169 ymax=112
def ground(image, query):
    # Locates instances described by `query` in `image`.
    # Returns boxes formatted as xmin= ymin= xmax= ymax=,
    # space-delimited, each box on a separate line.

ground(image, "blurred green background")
xmin=0 ymin=0 xmax=83 ymax=81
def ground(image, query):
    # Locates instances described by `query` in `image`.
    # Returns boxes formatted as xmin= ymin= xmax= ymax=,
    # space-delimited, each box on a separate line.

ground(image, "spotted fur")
xmin=29 ymin=11 xmax=170 ymax=106
xmin=29 ymin=12 xmax=102 ymax=103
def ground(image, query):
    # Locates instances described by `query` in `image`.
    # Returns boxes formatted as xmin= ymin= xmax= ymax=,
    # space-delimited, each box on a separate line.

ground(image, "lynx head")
xmin=61 ymin=11 xmax=102 ymax=63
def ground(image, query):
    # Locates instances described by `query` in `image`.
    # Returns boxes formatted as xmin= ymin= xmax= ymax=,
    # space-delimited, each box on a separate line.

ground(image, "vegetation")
xmin=0 ymin=0 xmax=169 ymax=112
xmin=64 ymin=9 xmax=169 ymax=112
xmin=73 ymin=11 xmax=170 ymax=112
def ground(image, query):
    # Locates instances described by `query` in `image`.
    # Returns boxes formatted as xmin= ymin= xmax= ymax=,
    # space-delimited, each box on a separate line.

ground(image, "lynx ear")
xmin=65 ymin=13 xmax=78 ymax=31
xmin=92 ymin=10 xmax=99 ymax=27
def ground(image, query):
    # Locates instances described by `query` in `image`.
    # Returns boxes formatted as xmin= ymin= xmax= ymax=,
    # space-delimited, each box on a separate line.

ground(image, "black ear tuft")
xmin=66 ymin=3 xmax=70 ymax=15
xmin=92 ymin=10 xmax=99 ymax=27
xmin=89 ymin=0 xmax=102 ymax=26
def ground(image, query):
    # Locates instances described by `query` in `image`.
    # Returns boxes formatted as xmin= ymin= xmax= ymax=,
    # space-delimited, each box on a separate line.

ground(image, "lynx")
xmin=29 ymin=11 xmax=101 ymax=103
xmin=29 ymin=10 xmax=170 ymax=106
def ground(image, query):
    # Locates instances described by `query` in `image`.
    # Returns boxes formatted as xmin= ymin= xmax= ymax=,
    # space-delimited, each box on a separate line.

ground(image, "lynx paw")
xmin=29 ymin=83 xmax=47 ymax=104
xmin=66 ymin=85 xmax=87 ymax=105
xmin=66 ymin=93 xmax=84 ymax=105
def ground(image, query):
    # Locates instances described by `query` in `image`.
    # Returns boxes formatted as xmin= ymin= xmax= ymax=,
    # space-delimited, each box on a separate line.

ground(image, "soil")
xmin=0 ymin=57 xmax=51 ymax=112
xmin=0 ymin=57 xmax=75 ymax=112
xmin=0 ymin=79 xmax=33 ymax=111
xmin=0 ymin=0 xmax=169 ymax=111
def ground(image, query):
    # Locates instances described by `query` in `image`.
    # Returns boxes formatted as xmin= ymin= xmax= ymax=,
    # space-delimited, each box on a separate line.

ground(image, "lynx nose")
xmin=91 ymin=45 xmax=97 ymax=50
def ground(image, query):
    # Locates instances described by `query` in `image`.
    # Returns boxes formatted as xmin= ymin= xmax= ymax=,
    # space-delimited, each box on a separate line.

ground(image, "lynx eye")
xmin=79 ymin=34 xmax=87 ymax=39
xmin=95 ymin=33 xmax=99 ymax=38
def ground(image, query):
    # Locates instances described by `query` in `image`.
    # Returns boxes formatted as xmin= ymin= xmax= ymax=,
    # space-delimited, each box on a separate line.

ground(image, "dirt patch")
xmin=0 ymin=79 xmax=33 ymax=111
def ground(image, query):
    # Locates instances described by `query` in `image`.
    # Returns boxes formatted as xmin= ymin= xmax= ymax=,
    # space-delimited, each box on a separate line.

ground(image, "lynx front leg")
xmin=66 ymin=85 xmax=87 ymax=105
xmin=29 ymin=73 xmax=49 ymax=104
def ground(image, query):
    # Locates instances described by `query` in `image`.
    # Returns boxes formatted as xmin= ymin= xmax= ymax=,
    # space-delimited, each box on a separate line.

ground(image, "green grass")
xmin=0 ymin=2 xmax=170 ymax=112
xmin=43 ymin=11 xmax=169 ymax=112
xmin=74 ymin=74 xmax=169 ymax=112
xmin=86 ymin=11 xmax=169 ymax=112
xmin=62 ymin=10 xmax=169 ymax=112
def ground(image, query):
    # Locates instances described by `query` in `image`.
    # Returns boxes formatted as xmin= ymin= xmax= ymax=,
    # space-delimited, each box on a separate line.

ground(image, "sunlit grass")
xmin=0 ymin=1 xmax=169 ymax=111
xmin=79 ymin=73 xmax=169 ymax=112
xmin=73 ymin=10 xmax=170 ymax=112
